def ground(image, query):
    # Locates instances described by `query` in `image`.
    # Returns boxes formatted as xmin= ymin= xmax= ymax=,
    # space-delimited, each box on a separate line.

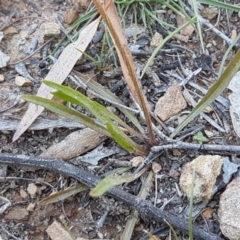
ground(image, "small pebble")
xmin=15 ymin=76 xmax=32 ymax=87
xmin=0 ymin=74 xmax=4 ymax=82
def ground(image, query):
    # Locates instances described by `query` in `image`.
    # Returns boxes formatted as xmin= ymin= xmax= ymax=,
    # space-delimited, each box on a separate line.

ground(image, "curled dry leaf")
xmin=40 ymin=128 xmax=107 ymax=160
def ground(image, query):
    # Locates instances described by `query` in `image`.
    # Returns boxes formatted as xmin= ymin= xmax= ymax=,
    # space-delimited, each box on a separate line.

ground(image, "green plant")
xmin=193 ymin=132 xmax=208 ymax=144
xmin=171 ymin=50 xmax=240 ymax=138
xmin=22 ymin=80 xmax=148 ymax=156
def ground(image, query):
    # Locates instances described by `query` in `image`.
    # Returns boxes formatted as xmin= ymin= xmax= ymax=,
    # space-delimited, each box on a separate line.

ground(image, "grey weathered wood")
xmin=0 ymin=118 xmax=84 ymax=131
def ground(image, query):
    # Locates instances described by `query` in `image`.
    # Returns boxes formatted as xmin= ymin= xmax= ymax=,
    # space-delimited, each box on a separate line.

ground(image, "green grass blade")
xmin=90 ymin=166 xmax=147 ymax=197
xmin=164 ymin=220 xmax=179 ymax=240
xmin=120 ymin=171 xmax=153 ymax=240
xmin=39 ymin=184 xmax=89 ymax=206
xmin=73 ymin=71 xmax=145 ymax=134
xmin=171 ymin=50 xmax=240 ymax=138
xmin=106 ymin=121 xmax=147 ymax=155
xmin=51 ymin=90 xmax=85 ymax=107
xmin=141 ymin=17 xmax=197 ymax=78
xmin=43 ymin=80 xmax=128 ymax=125
xmin=44 ymin=80 xmax=146 ymax=143
xmin=192 ymin=0 xmax=204 ymax=51
xmin=198 ymin=0 xmax=240 ymax=11
xmin=219 ymin=33 xmax=240 ymax=75
xmin=188 ymin=167 xmax=196 ymax=240
xmin=21 ymin=95 xmax=110 ymax=136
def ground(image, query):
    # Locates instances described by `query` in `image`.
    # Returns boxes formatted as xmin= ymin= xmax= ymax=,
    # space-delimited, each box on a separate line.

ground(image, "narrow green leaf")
xmin=21 ymin=95 xmax=110 ymax=136
xmin=44 ymin=80 xmax=147 ymax=144
xmin=171 ymin=50 xmax=240 ymax=138
xmin=44 ymin=80 xmax=133 ymax=129
xmin=198 ymin=0 xmax=240 ymax=12
xmin=51 ymin=90 xmax=85 ymax=107
xmin=90 ymin=167 xmax=147 ymax=197
xmin=39 ymin=184 xmax=89 ymax=206
xmin=73 ymin=70 xmax=144 ymax=134
xmin=106 ymin=121 xmax=147 ymax=156
xmin=141 ymin=17 xmax=197 ymax=78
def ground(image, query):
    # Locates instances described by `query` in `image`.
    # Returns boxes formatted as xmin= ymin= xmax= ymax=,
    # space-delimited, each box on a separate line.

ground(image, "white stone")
xmin=15 ymin=76 xmax=32 ymax=87
xmin=218 ymin=177 xmax=240 ymax=240
xmin=180 ymin=155 xmax=222 ymax=203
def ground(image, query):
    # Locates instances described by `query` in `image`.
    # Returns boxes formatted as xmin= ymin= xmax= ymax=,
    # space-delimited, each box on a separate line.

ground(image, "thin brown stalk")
xmin=92 ymin=0 xmax=157 ymax=145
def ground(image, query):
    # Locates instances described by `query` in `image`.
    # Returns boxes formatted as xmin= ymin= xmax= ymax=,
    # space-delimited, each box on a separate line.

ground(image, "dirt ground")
xmin=1 ymin=0 xmax=240 ymax=239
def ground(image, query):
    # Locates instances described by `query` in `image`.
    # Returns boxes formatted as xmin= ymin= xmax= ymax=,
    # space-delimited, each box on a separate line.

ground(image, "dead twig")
xmin=0 ymin=153 xmax=221 ymax=240
xmin=135 ymin=142 xmax=240 ymax=173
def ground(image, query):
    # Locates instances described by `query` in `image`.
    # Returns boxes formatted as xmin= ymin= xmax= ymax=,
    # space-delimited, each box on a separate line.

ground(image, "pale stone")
xmin=201 ymin=6 xmax=218 ymax=20
xmin=219 ymin=177 xmax=240 ymax=240
xmin=15 ymin=76 xmax=32 ymax=87
xmin=130 ymin=156 xmax=144 ymax=167
xmin=152 ymin=162 xmax=162 ymax=173
xmin=150 ymin=32 xmax=163 ymax=47
xmin=180 ymin=155 xmax=223 ymax=203
xmin=0 ymin=74 xmax=4 ymax=82
xmin=63 ymin=8 xmax=78 ymax=25
xmin=176 ymin=13 xmax=194 ymax=37
xmin=46 ymin=221 xmax=73 ymax=240
xmin=4 ymin=206 xmax=29 ymax=220
xmin=154 ymin=85 xmax=187 ymax=121
xmin=40 ymin=22 xmax=60 ymax=37
xmin=27 ymin=202 xmax=36 ymax=212
xmin=20 ymin=188 xmax=28 ymax=199
xmin=204 ymin=130 xmax=214 ymax=138
xmin=27 ymin=183 xmax=37 ymax=197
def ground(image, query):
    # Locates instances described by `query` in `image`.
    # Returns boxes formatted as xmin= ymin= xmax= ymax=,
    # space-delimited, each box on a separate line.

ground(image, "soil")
xmin=1 ymin=0 xmax=240 ymax=240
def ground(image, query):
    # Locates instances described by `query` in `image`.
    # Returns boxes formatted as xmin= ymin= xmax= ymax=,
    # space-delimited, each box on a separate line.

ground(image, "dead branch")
xmin=0 ymin=153 xmax=221 ymax=240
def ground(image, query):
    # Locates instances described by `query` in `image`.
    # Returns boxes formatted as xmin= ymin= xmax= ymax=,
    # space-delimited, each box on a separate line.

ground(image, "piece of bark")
xmin=0 ymin=118 xmax=84 ymax=131
xmin=40 ymin=128 xmax=107 ymax=160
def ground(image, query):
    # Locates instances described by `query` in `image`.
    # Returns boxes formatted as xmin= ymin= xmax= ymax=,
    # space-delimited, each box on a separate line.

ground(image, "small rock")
xmin=202 ymin=208 xmax=214 ymax=219
xmin=27 ymin=183 xmax=38 ymax=198
xmin=3 ymin=26 xmax=18 ymax=35
xmin=150 ymin=32 xmax=163 ymax=47
xmin=152 ymin=162 xmax=162 ymax=173
xmin=204 ymin=130 xmax=214 ymax=138
xmin=4 ymin=206 xmax=29 ymax=220
xmin=40 ymin=22 xmax=60 ymax=38
xmin=180 ymin=155 xmax=223 ymax=203
xmin=201 ymin=6 xmax=218 ymax=20
xmin=169 ymin=169 xmax=180 ymax=179
xmin=176 ymin=13 xmax=194 ymax=37
xmin=218 ymin=177 xmax=240 ymax=240
xmin=72 ymin=0 xmax=91 ymax=9
xmin=46 ymin=221 xmax=73 ymax=240
xmin=172 ymin=149 xmax=181 ymax=157
xmin=15 ymin=76 xmax=32 ymax=87
xmin=130 ymin=156 xmax=144 ymax=167
xmin=231 ymin=29 xmax=237 ymax=40
xmin=63 ymin=8 xmax=78 ymax=25
xmin=20 ymin=188 xmax=28 ymax=199
xmin=27 ymin=203 xmax=36 ymax=212
xmin=0 ymin=74 xmax=4 ymax=82
xmin=154 ymin=85 xmax=187 ymax=121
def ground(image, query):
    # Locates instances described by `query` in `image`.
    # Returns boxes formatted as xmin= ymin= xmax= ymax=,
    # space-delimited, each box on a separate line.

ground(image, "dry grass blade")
xmin=39 ymin=184 xmax=89 ymax=206
xmin=93 ymin=0 xmax=156 ymax=145
xmin=120 ymin=171 xmax=153 ymax=240
xmin=13 ymin=17 xmax=101 ymax=141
